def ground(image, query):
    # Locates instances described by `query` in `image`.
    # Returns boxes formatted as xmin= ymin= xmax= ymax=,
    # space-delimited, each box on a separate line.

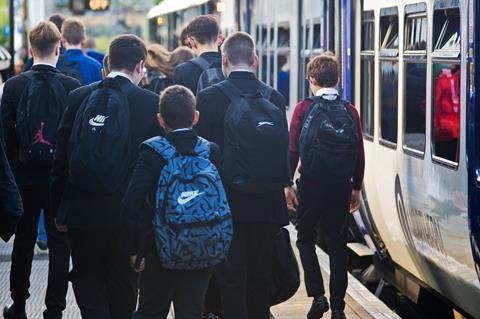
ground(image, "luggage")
xmin=145 ymin=136 xmax=233 ymax=270
xmin=16 ymin=70 xmax=67 ymax=166
xmin=68 ymin=79 xmax=132 ymax=194
xmin=190 ymin=56 xmax=225 ymax=95
xmin=215 ymin=80 xmax=291 ymax=193
xmin=299 ymin=96 xmax=359 ymax=182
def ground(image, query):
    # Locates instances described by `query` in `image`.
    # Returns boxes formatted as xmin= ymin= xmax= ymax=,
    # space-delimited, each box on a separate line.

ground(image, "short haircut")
xmin=108 ymin=34 xmax=146 ymax=72
xmin=179 ymin=27 xmax=189 ymax=47
xmin=222 ymin=32 xmax=255 ymax=66
xmin=307 ymin=52 xmax=339 ymax=88
xmin=146 ymin=44 xmax=173 ymax=78
xmin=102 ymin=54 xmax=110 ymax=74
xmin=84 ymin=37 xmax=96 ymax=49
xmin=170 ymin=46 xmax=194 ymax=67
xmin=185 ymin=15 xmax=219 ymax=45
xmin=28 ymin=21 xmax=61 ymax=58
xmin=48 ymin=14 xmax=65 ymax=32
xmin=61 ymin=18 xmax=85 ymax=45
xmin=159 ymin=85 xmax=196 ymax=130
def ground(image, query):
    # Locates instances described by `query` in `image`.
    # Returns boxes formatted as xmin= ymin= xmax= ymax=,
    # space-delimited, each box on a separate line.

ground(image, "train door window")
xmin=361 ymin=10 xmax=375 ymax=139
xmin=261 ymin=26 xmax=268 ymax=83
xmin=379 ymin=8 xmax=399 ymax=146
xmin=300 ymin=21 xmax=312 ymax=99
xmin=431 ymin=3 xmax=461 ymax=165
xmin=277 ymin=24 xmax=290 ymax=104
xmin=313 ymin=23 xmax=321 ymax=49
xmin=404 ymin=5 xmax=427 ymax=154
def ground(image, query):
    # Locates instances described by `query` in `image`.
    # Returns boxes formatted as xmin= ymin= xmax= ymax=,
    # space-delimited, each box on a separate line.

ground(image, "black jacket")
xmin=172 ymin=51 xmax=222 ymax=94
xmin=122 ymin=129 xmax=221 ymax=256
xmin=195 ymin=71 xmax=289 ymax=226
xmin=0 ymin=64 xmax=81 ymax=186
xmin=50 ymin=76 xmax=163 ymax=230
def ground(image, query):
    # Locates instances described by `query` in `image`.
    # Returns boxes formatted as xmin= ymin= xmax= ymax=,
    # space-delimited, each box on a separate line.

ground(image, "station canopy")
xmin=148 ymin=0 xmax=210 ymax=18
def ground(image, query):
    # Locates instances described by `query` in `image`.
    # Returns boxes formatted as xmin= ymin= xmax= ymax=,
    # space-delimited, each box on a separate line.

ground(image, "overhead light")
xmin=157 ymin=16 xmax=165 ymax=26
xmin=216 ymin=2 xmax=226 ymax=13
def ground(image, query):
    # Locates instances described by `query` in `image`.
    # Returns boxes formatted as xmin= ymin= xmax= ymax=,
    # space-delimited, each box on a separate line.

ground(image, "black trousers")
xmin=9 ymin=185 xmax=70 ymax=319
xmin=69 ymin=229 xmax=137 ymax=319
xmin=215 ymin=222 xmax=279 ymax=319
xmin=296 ymin=179 xmax=351 ymax=311
xmin=133 ymin=254 xmax=212 ymax=319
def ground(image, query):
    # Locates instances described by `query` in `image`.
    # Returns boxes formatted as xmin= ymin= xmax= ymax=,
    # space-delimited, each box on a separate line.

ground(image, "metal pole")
xmin=8 ymin=0 xmax=14 ymax=78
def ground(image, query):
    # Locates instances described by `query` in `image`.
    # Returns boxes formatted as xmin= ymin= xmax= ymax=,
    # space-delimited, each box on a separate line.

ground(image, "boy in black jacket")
xmin=123 ymin=85 xmax=221 ymax=319
xmin=1 ymin=21 xmax=80 ymax=319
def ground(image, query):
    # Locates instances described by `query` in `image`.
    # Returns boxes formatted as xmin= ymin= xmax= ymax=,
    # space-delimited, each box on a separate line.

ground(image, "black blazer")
xmin=172 ymin=51 xmax=222 ymax=94
xmin=51 ymin=76 xmax=163 ymax=229
xmin=121 ymin=129 xmax=221 ymax=256
xmin=195 ymin=71 xmax=289 ymax=226
xmin=0 ymin=64 xmax=81 ymax=185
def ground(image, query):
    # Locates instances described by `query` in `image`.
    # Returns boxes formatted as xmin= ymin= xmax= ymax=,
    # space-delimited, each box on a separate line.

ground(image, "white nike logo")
xmin=257 ymin=121 xmax=274 ymax=127
xmin=88 ymin=115 xmax=109 ymax=127
xmin=177 ymin=190 xmax=204 ymax=205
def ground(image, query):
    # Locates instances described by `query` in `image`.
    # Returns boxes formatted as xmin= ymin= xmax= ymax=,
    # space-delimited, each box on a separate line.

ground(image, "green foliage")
xmin=0 ymin=0 xmax=8 ymax=46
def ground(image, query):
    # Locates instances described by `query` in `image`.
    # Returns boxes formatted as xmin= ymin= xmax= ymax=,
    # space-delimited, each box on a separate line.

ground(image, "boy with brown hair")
xmin=286 ymin=52 xmax=365 ymax=319
xmin=59 ymin=18 xmax=102 ymax=84
xmin=1 ymin=21 xmax=80 ymax=319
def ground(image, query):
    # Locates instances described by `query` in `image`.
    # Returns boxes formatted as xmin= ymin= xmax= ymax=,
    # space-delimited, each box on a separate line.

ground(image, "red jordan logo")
xmin=31 ymin=122 xmax=53 ymax=147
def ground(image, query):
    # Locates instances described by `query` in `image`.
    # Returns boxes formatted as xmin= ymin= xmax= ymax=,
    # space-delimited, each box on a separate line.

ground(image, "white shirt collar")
xmin=33 ymin=62 xmax=57 ymax=68
xmin=171 ymin=128 xmax=191 ymax=133
xmin=232 ymin=69 xmax=252 ymax=73
xmin=315 ymin=87 xmax=339 ymax=100
xmin=107 ymin=71 xmax=133 ymax=83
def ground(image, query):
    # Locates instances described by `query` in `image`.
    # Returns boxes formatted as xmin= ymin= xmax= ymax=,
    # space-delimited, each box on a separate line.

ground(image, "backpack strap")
xmin=143 ymin=136 xmax=177 ymax=161
xmin=194 ymin=137 xmax=211 ymax=159
xmin=214 ymin=80 xmax=243 ymax=102
xmin=257 ymin=83 xmax=273 ymax=100
xmin=189 ymin=56 xmax=211 ymax=71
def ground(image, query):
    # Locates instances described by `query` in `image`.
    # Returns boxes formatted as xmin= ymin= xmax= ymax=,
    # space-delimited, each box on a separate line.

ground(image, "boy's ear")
xmin=309 ymin=76 xmax=319 ymax=87
xmin=192 ymin=111 xmax=200 ymax=127
xmin=28 ymin=47 xmax=34 ymax=59
xmin=251 ymin=54 xmax=259 ymax=69
xmin=157 ymin=113 xmax=165 ymax=129
xmin=222 ymin=54 xmax=228 ymax=68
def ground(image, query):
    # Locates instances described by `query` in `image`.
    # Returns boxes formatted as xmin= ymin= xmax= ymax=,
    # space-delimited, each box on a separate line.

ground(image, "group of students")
xmin=0 ymin=12 xmax=364 ymax=319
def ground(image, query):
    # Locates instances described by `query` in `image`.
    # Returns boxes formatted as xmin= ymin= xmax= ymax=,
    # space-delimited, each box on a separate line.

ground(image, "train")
xmin=147 ymin=0 xmax=480 ymax=318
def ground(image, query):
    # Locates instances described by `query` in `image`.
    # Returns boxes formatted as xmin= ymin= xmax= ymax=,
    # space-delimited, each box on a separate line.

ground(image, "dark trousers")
xmin=9 ymin=185 xmax=70 ymax=319
xmin=69 ymin=229 xmax=137 ymax=319
xmin=133 ymin=254 xmax=212 ymax=319
xmin=296 ymin=179 xmax=351 ymax=311
xmin=216 ymin=222 xmax=279 ymax=319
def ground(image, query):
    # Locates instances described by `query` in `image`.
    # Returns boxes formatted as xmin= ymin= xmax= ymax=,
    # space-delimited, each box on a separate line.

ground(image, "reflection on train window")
xmin=380 ymin=15 xmax=399 ymax=49
xmin=432 ymin=63 xmax=460 ymax=163
xmin=361 ymin=59 xmax=374 ymax=137
xmin=434 ymin=8 xmax=461 ymax=52
xmin=313 ymin=23 xmax=321 ymax=48
xmin=404 ymin=63 xmax=426 ymax=152
xmin=405 ymin=15 xmax=427 ymax=51
xmin=362 ymin=21 xmax=374 ymax=51
xmin=380 ymin=60 xmax=399 ymax=144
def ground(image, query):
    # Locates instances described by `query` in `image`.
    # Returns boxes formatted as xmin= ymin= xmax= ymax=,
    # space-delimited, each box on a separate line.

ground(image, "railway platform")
xmin=0 ymin=226 xmax=399 ymax=319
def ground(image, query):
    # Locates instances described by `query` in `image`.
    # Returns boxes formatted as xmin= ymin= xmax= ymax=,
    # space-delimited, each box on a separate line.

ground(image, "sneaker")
xmin=307 ymin=296 xmax=329 ymax=319
xmin=36 ymin=240 xmax=48 ymax=251
xmin=3 ymin=305 xmax=27 ymax=319
xmin=331 ymin=310 xmax=346 ymax=319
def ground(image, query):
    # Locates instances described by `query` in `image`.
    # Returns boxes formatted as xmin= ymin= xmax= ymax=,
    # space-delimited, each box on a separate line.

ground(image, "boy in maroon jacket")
xmin=285 ymin=53 xmax=365 ymax=319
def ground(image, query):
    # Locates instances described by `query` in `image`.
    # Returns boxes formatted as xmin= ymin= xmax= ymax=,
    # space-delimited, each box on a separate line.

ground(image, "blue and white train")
xmin=147 ymin=0 xmax=480 ymax=317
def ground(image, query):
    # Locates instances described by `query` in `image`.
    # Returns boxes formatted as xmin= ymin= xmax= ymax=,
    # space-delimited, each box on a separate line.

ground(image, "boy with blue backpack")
xmin=123 ymin=85 xmax=232 ymax=319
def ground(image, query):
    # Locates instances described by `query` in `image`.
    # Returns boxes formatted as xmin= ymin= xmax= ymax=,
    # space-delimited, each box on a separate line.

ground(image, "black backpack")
xmin=15 ymin=70 xmax=67 ymax=166
xmin=215 ymin=80 xmax=290 ymax=193
xmin=59 ymin=55 xmax=84 ymax=84
xmin=68 ymin=78 xmax=132 ymax=194
xmin=299 ymin=96 xmax=359 ymax=182
xmin=190 ymin=57 xmax=225 ymax=95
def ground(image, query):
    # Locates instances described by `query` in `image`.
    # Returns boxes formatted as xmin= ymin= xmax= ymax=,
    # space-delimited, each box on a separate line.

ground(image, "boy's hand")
xmin=350 ymin=190 xmax=361 ymax=213
xmin=284 ymin=186 xmax=299 ymax=215
xmin=56 ymin=224 xmax=68 ymax=233
xmin=130 ymin=255 xmax=145 ymax=273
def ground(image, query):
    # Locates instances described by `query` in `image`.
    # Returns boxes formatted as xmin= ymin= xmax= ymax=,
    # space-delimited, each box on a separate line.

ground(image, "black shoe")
xmin=307 ymin=296 xmax=329 ymax=319
xmin=36 ymin=240 xmax=48 ymax=251
xmin=3 ymin=305 xmax=27 ymax=319
xmin=331 ymin=310 xmax=346 ymax=319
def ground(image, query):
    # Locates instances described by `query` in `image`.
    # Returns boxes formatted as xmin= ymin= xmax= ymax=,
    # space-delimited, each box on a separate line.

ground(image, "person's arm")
xmin=0 ymin=80 xmax=18 ymax=163
xmin=288 ymin=100 xmax=310 ymax=179
xmin=349 ymin=104 xmax=365 ymax=212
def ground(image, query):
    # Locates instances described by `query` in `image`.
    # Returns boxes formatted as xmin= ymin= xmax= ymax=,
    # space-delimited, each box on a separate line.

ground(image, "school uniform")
xmin=0 ymin=64 xmax=80 ymax=318
xmin=288 ymin=88 xmax=365 ymax=311
xmin=50 ymin=74 xmax=163 ymax=319
xmin=123 ymin=129 xmax=222 ymax=319
xmin=196 ymin=71 xmax=290 ymax=319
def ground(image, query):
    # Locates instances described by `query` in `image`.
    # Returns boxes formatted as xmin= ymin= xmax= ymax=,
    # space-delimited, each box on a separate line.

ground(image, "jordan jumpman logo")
xmin=31 ymin=122 xmax=53 ymax=147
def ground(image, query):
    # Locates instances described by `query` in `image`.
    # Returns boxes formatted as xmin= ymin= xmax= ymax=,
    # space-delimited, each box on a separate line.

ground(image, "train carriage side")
xmin=355 ymin=0 xmax=480 ymax=317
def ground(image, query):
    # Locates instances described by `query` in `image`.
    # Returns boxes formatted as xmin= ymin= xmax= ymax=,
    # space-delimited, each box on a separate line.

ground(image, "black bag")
xmin=59 ymin=55 xmax=84 ymax=84
xmin=215 ymin=80 xmax=290 ymax=193
xmin=271 ymin=228 xmax=300 ymax=305
xmin=15 ymin=71 xmax=67 ymax=166
xmin=190 ymin=57 xmax=225 ymax=95
xmin=68 ymin=78 xmax=132 ymax=194
xmin=299 ymin=96 xmax=359 ymax=182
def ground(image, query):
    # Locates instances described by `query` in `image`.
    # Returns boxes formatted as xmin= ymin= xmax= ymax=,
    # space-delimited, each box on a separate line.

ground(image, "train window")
xmin=277 ymin=24 xmax=290 ymax=104
xmin=362 ymin=22 xmax=374 ymax=51
xmin=380 ymin=15 xmax=399 ymax=50
xmin=404 ymin=63 xmax=427 ymax=152
xmin=433 ymin=8 xmax=461 ymax=54
xmin=256 ymin=25 xmax=261 ymax=48
xmin=432 ymin=63 xmax=460 ymax=163
xmin=380 ymin=60 xmax=399 ymax=145
xmin=405 ymin=15 xmax=427 ymax=51
xmin=261 ymin=26 xmax=268 ymax=48
xmin=260 ymin=26 xmax=268 ymax=83
xmin=278 ymin=25 xmax=290 ymax=48
xmin=361 ymin=60 xmax=375 ymax=137
xmin=313 ymin=23 xmax=321 ymax=49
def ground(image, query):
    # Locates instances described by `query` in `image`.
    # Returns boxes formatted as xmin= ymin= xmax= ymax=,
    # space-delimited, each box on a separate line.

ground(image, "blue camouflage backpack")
xmin=144 ymin=136 xmax=233 ymax=270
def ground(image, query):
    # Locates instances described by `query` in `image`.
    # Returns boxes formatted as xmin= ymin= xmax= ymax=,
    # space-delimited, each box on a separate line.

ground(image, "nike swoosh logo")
xmin=177 ymin=192 xmax=205 ymax=205
xmin=89 ymin=118 xmax=105 ymax=127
